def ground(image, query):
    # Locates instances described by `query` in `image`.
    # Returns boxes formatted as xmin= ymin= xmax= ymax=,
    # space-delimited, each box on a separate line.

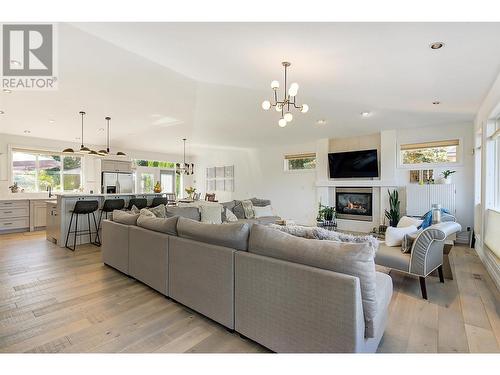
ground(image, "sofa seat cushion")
xmin=177 ymin=216 xmax=250 ymax=251
xmin=375 ymin=243 xmax=410 ymax=272
xmin=137 ymin=215 xmax=178 ymax=236
xmin=249 ymin=224 xmax=378 ymax=338
xmin=166 ymin=206 xmax=200 ymax=221
xmin=112 ymin=209 xmax=139 ymax=225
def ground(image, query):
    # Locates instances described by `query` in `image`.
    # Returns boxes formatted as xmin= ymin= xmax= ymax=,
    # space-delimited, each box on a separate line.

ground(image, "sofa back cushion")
xmin=248 ymin=224 xmax=378 ymax=333
xmin=176 ymin=216 xmax=250 ymax=251
xmin=166 ymin=206 xmax=201 ymax=221
xmin=137 ymin=215 xmax=178 ymax=236
xmin=112 ymin=209 xmax=139 ymax=225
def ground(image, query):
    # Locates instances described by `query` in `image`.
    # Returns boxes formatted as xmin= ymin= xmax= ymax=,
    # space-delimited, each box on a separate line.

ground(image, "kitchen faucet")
xmin=47 ymin=185 xmax=52 ymax=198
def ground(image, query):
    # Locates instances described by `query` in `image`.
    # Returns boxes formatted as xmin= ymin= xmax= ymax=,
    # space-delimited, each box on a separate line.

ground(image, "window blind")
xmin=400 ymin=139 xmax=459 ymax=151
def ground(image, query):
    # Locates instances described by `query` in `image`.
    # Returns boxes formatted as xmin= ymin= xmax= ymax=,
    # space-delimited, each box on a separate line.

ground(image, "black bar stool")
xmin=150 ymin=197 xmax=168 ymax=207
xmin=65 ymin=200 xmax=100 ymax=251
xmin=127 ymin=198 xmax=147 ymax=210
xmin=98 ymin=198 xmax=125 ymax=230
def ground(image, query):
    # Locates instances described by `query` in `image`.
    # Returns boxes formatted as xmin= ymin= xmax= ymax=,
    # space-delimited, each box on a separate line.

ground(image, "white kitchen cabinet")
xmin=0 ymin=200 xmax=30 ymax=233
xmin=30 ymin=200 xmax=47 ymax=231
xmin=101 ymin=160 xmax=132 ymax=173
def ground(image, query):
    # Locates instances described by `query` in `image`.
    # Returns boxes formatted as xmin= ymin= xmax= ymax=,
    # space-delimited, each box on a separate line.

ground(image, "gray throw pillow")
xmin=130 ymin=205 xmax=140 ymax=214
xmin=137 ymin=215 xmax=178 ymax=235
xmin=250 ymin=197 xmax=271 ymax=207
xmin=166 ymin=206 xmax=201 ymax=221
xmin=401 ymin=230 xmax=421 ymax=253
xmin=232 ymin=201 xmax=245 ymax=219
xmin=149 ymin=204 xmax=166 ymax=218
xmin=112 ymin=209 xmax=139 ymax=225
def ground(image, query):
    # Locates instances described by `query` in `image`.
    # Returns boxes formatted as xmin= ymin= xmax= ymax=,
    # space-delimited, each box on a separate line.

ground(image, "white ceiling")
xmin=1 ymin=22 xmax=500 ymax=155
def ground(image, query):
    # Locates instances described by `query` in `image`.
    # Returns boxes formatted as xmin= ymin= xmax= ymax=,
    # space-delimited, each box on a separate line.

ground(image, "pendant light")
xmin=98 ymin=116 xmax=126 ymax=157
xmin=176 ymin=138 xmax=194 ymax=175
xmin=78 ymin=111 xmax=91 ymax=153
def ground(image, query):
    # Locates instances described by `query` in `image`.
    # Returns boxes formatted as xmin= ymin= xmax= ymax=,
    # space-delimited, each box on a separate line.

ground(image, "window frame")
xmin=494 ymin=118 xmax=500 ymax=210
xmin=397 ymin=138 xmax=463 ymax=169
xmin=9 ymin=146 xmax=84 ymax=193
xmin=283 ymin=153 xmax=317 ymax=173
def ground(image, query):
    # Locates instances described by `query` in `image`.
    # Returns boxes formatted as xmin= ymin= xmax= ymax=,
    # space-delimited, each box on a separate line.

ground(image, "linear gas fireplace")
xmin=335 ymin=187 xmax=373 ymax=221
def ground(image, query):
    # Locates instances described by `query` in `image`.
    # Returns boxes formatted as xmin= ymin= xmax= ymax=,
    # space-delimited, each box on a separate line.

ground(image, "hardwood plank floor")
xmin=0 ymin=231 xmax=498 ymax=353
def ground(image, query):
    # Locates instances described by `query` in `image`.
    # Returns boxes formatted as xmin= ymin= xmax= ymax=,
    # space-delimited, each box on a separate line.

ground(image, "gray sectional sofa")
xmin=101 ymin=215 xmax=393 ymax=353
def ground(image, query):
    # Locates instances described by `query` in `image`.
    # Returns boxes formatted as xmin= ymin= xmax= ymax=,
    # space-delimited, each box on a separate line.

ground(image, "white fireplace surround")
xmin=315 ymin=130 xmax=398 ymax=232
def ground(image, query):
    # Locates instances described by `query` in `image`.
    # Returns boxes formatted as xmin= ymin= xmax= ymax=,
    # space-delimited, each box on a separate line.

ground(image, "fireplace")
xmin=335 ymin=187 xmax=373 ymax=221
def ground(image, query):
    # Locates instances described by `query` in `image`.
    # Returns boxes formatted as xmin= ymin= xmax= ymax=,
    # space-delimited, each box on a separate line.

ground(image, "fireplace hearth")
xmin=335 ymin=187 xmax=373 ymax=221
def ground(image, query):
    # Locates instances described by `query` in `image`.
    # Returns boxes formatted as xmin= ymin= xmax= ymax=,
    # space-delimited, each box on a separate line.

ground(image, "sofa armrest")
xmin=410 ymin=222 xmax=462 ymax=276
xmin=102 ymin=220 xmax=130 ymax=274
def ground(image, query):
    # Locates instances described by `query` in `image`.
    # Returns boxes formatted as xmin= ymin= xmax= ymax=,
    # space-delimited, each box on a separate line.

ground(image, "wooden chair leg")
xmin=419 ymin=277 xmax=428 ymax=300
xmin=438 ymin=265 xmax=444 ymax=283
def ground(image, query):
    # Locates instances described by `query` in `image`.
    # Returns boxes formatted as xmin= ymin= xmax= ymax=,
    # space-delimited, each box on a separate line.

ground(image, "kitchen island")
xmin=47 ymin=193 xmax=164 ymax=248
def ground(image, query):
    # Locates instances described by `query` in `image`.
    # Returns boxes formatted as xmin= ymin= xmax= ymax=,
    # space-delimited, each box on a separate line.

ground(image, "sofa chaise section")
xmin=235 ymin=224 xmax=392 ymax=353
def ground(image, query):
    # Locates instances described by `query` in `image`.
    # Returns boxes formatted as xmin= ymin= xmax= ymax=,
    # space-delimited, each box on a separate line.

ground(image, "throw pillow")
xmin=139 ymin=208 xmax=155 ymax=218
xmin=200 ymin=204 xmax=222 ymax=224
xmin=397 ymin=216 xmax=423 ymax=228
xmin=137 ymin=215 xmax=178 ymax=236
xmin=385 ymin=225 xmax=418 ymax=247
xmin=250 ymin=197 xmax=271 ymax=207
xmin=130 ymin=205 xmax=140 ymax=214
xmin=253 ymin=205 xmax=273 ymax=218
xmin=241 ymin=199 xmax=255 ymax=219
xmin=232 ymin=201 xmax=245 ymax=219
xmin=112 ymin=210 xmax=139 ymax=225
xmin=225 ymin=208 xmax=238 ymax=222
xmin=401 ymin=230 xmax=421 ymax=253
xmin=148 ymin=204 xmax=166 ymax=218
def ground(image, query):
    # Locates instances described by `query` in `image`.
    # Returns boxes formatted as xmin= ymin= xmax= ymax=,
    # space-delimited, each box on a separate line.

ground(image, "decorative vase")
xmin=443 ymin=177 xmax=451 ymax=184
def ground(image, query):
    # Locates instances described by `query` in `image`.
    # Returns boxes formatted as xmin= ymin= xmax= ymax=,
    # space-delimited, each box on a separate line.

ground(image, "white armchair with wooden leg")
xmin=375 ymin=221 xmax=462 ymax=299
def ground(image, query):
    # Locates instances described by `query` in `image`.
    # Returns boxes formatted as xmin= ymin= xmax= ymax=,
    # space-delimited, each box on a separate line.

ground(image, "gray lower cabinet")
xmin=0 ymin=200 xmax=30 ymax=233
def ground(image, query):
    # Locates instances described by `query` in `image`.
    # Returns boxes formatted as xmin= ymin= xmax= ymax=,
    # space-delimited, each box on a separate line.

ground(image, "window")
xmin=134 ymin=159 xmax=175 ymax=168
xmin=160 ymin=170 xmax=175 ymax=194
xmin=12 ymin=150 xmax=82 ymax=192
xmin=400 ymin=139 xmax=459 ymax=165
xmin=284 ymin=153 xmax=316 ymax=171
xmin=493 ymin=119 xmax=500 ymax=209
xmin=139 ymin=173 xmax=155 ymax=193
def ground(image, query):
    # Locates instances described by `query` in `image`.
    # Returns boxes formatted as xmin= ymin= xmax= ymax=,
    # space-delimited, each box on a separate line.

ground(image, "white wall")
xmin=194 ymin=142 xmax=317 ymax=225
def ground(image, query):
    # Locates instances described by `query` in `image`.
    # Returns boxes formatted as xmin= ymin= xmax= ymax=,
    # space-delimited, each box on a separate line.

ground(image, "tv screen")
xmin=328 ymin=149 xmax=379 ymax=178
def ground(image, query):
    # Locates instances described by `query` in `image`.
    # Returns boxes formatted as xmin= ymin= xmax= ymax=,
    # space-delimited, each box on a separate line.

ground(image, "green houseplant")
xmin=441 ymin=170 xmax=456 ymax=184
xmin=384 ymin=189 xmax=401 ymax=227
xmin=316 ymin=203 xmax=336 ymax=222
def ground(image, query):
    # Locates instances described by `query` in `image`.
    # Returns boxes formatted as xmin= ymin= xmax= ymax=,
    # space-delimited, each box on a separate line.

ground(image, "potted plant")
xmin=440 ymin=170 xmax=456 ymax=184
xmin=384 ymin=189 xmax=401 ymax=227
xmin=185 ymin=186 xmax=196 ymax=200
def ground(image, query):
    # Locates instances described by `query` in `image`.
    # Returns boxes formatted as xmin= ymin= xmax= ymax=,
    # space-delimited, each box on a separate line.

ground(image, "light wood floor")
xmin=0 ymin=231 xmax=498 ymax=353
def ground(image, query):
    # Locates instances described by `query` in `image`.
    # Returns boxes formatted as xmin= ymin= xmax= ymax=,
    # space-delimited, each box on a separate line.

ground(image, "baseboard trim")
xmin=475 ymin=238 xmax=500 ymax=291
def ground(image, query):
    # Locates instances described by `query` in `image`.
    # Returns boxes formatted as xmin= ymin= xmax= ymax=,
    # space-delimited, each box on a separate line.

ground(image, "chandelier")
xmin=176 ymin=138 xmax=194 ymax=175
xmin=98 ymin=117 xmax=126 ymax=157
xmin=261 ymin=61 xmax=309 ymax=127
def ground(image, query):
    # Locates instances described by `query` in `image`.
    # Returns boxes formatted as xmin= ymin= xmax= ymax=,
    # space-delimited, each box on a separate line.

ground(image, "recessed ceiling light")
xmin=0 ymin=110 xmax=4 ymax=115
xmin=430 ymin=42 xmax=445 ymax=50
xmin=10 ymin=60 xmax=21 ymax=67
xmin=48 ymin=119 xmax=55 ymax=124
xmin=361 ymin=111 xmax=372 ymax=118
xmin=432 ymin=101 xmax=441 ymax=105
xmin=316 ymin=119 xmax=327 ymax=125
xmin=3 ymin=89 xmax=12 ymax=93
xmin=23 ymin=130 xmax=31 ymax=134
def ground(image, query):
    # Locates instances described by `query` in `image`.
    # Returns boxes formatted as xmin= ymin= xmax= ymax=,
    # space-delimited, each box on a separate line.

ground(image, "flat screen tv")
xmin=328 ymin=149 xmax=379 ymax=178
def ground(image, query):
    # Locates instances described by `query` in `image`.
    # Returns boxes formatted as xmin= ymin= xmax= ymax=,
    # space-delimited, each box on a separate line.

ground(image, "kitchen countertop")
xmin=54 ymin=193 xmax=163 ymax=198
xmin=0 ymin=195 xmax=53 ymax=201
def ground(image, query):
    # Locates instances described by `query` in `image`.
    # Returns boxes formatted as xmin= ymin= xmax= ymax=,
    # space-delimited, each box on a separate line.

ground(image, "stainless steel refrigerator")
xmin=101 ymin=172 xmax=134 ymax=194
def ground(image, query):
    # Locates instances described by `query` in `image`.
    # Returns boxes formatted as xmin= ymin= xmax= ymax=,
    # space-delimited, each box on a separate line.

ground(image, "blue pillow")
xmin=419 ymin=208 xmax=451 ymax=229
